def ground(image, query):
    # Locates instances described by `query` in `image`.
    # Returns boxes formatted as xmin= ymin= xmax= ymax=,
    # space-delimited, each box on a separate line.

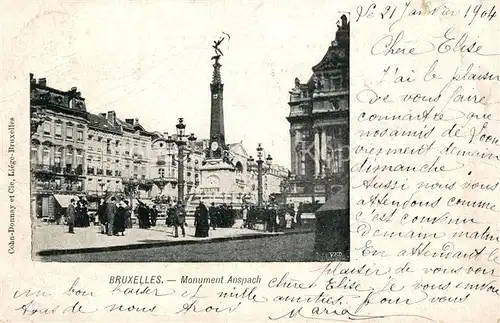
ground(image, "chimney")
xmin=30 ymin=73 xmax=35 ymax=82
xmin=125 ymin=118 xmax=134 ymax=125
xmin=38 ymin=78 xmax=47 ymax=87
xmin=71 ymin=87 xmax=77 ymax=92
xmin=107 ymin=111 xmax=116 ymax=125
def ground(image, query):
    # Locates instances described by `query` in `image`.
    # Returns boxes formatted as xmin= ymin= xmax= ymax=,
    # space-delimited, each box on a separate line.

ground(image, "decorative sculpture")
xmin=211 ymin=32 xmax=230 ymax=62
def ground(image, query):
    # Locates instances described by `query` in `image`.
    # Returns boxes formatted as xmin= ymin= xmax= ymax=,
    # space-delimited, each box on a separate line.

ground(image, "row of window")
xmin=42 ymin=121 xmax=84 ymax=141
xmin=31 ymin=147 xmax=84 ymax=166
xmin=87 ymin=142 xmax=148 ymax=158
xmin=86 ymin=162 xmax=147 ymax=176
xmin=88 ymin=134 xmax=148 ymax=156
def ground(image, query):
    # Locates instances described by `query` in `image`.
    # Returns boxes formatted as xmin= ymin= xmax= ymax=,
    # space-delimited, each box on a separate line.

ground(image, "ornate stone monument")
xmin=198 ymin=35 xmax=237 ymax=204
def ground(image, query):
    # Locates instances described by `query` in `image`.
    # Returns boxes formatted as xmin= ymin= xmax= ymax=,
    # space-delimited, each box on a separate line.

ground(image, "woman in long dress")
xmin=194 ymin=202 xmax=209 ymax=237
xmin=114 ymin=201 xmax=126 ymax=236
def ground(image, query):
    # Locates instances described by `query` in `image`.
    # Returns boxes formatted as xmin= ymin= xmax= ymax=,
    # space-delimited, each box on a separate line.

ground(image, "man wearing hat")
xmin=67 ymin=198 xmax=76 ymax=234
xmin=173 ymin=200 xmax=186 ymax=238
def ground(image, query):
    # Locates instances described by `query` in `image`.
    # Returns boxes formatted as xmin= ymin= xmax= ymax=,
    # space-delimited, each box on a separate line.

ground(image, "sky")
xmin=7 ymin=1 xmax=344 ymax=168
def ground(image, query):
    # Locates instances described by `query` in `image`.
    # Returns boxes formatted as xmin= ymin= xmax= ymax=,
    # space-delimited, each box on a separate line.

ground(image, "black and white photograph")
xmin=29 ymin=4 xmax=350 ymax=262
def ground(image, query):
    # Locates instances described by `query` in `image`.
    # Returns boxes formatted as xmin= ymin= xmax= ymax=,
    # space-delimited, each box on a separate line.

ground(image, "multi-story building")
xmin=30 ymin=74 xmax=88 ymax=218
xmin=85 ymin=110 xmax=156 ymax=204
xmin=286 ymin=15 xmax=350 ymax=205
xmin=85 ymin=111 xmax=125 ymax=198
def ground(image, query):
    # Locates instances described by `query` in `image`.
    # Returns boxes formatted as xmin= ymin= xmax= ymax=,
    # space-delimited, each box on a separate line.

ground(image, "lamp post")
xmin=165 ymin=118 xmax=197 ymax=204
xmin=247 ymin=143 xmax=273 ymax=208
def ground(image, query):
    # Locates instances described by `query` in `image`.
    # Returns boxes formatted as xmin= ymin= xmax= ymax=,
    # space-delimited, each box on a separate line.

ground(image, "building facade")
xmin=30 ymin=74 xmax=88 ymax=218
xmin=86 ymin=112 xmax=124 ymax=198
xmin=286 ymin=15 xmax=350 ymax=205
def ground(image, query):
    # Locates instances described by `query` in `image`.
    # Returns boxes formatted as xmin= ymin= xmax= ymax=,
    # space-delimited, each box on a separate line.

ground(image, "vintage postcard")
xmin=1 ymin=0 xmax=498 ymax=322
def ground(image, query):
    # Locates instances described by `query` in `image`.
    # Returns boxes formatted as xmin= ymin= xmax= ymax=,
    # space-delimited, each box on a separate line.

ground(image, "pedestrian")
xmin=166 ymin=204 xmax=175 ymax=227
xmin=75 ymin=201 xmax=83 ymax=227
xmin=296 ymin=202 xmax=303 ymax=227
xmin=67 ymin=199 xmax=76 ymax=234
xmin=124 ymin=200 xmax=132 ymax=228
xmin=173 ymin=201 xmax=186 ymax=237
xmin=209 ymin=202 xmax=218 ymax=230
xmin=194 ymin=201 xmax=209 ymax=237
xmin=138 ymin=202 xmax=149 ymax=229
xmin=97 ymin=198 xmax=107 ymax=234
xmin=278 ymin=207 xmax=286 ymax=229
xmin=285 ymin=210 xmax=293 ymax=229
xmin=106 ymin=196 xmax=117 ymax=236
xmin=80 ymin=197 xmax=90 ymax=227
xmin=242 ymin=205 xmax=248 ymax=229
xmin=150 ymin=205 xmax=158 ymax=227
xmin=114 ymin=200 xmax=126 ymax=236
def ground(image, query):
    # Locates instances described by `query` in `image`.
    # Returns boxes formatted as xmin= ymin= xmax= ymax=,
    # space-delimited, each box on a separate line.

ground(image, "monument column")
xmin=208 ymin=57 xmax=225 ymax=160
xmin=314 ymin=128 xmax=320 ymax=177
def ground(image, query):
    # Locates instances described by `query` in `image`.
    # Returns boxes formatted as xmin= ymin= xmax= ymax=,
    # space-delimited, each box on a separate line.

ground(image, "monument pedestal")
xmin=186 ymin=158 xmax=239 ymax=213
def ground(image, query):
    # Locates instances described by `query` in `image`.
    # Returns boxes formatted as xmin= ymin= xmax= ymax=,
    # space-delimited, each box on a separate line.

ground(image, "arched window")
xmin=235 ymin=161 xmax=243 ymax=173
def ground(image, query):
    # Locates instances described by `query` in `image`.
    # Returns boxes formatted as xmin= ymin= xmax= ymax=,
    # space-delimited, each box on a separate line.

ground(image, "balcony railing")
xmin=87 ymin=167 xmax=95 ymax=175
xmin=114 ymin=170 xmax=122 ymax=177
xmin=105 ymin=169 xmax=113 ymax=176
xmin=36 ymin=182 xmax=84 ymax=192
xmin=96 ymin=169 xmax=103 ymax=175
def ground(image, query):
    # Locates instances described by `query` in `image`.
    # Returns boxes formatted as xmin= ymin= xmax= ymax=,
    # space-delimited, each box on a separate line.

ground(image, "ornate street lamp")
xmin=165 ymin=118 xmax=197 ymax=204
xmin=247 ymin=143 xmax=273 ymax=208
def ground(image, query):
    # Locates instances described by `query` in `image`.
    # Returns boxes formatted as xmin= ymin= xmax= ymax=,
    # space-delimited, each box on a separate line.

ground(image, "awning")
xmin=53 ymin=195 xmax=79 ymax=208
xmin=316 ymin=186 xmax=349 ymax=213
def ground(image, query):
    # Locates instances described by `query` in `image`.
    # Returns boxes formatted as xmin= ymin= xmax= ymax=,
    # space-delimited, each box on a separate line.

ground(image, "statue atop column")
xmin=211 ymin=31 xmax=230 ymax=64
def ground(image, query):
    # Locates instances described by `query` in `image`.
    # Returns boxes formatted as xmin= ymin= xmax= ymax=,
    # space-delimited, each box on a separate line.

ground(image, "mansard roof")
xmin=116 ymin=118 xmax=155 ymax=137
xmin=87 ymin=113 xmax=122 ymax=134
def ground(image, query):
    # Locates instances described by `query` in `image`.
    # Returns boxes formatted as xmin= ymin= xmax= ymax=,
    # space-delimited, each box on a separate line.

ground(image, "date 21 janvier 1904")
xmin=355 ymin=2 xmax=496 ymax=26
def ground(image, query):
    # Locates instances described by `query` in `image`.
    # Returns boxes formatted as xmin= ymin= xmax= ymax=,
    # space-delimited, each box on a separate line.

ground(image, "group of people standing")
xmin=65 ymin=197 xmax=93 ymax=233
xmin=136 ymin=202 xmax=159 ymax=229
xmin=242 ymin=203 xmax=302 ymax=232
xmin=97 ymin=197 xmax=132 ymax=236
